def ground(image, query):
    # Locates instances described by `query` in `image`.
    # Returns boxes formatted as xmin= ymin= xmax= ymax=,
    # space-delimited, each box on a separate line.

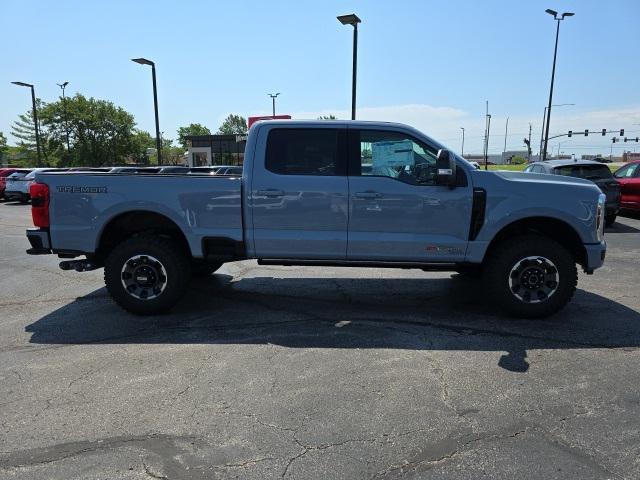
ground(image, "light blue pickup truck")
xmin=26 ymin=120 xmax=607 ymax=318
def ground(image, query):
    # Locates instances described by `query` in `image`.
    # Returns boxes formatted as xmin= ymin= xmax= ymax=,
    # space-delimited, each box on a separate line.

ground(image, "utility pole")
xmin=503 ymin=116 xmax=509 ymax=154
xmin=542 ymin=9 xmax=574 ymax=161
xmin=528 ymin=123 xmax=532 ymax=161
xmin=268 ymin=93 xmax=280 ymax=117
xmin=483 ymin=101 xmax=491 ymax=170
xmin=460 ymin=127 xmax=465 ymax=157
xmin=57 ymin=82 xmax=71 ymax=151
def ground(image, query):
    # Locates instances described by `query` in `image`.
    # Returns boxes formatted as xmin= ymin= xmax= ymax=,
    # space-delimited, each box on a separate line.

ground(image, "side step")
xmin=257 ymin=259 xmax=458 ymax=271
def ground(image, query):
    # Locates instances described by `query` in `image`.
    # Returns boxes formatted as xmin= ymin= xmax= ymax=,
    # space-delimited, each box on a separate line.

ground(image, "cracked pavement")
xmin=1 ymin=202 xmax=640 ymax=479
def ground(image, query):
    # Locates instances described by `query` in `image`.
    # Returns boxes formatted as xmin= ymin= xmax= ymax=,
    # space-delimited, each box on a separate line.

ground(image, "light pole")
xmin=460 ymin=127 xmax=465 ymax=157
xmin=337 ymin=13 xmax=361 ymax=120
xmin=132 ymin=58 xmax=162 ymax=164
xmin=542 ymin=9 xmax=574 ymax=161
xmin=503 ymin=116 xmax=509 ymax=154
xmin=11 ymin=81 xmax=42 ymax=166
xmin=268 ymin=93 xmax=280 ymax=117
xmin=539 ymin=102 xmax=574 ymax=160
xmin=57 ymin=81 xmax=71 ymax=151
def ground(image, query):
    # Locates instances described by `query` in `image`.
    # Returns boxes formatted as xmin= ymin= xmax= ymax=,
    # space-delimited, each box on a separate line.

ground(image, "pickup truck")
xmin=26 ymin=120 xmax=607 ymax=318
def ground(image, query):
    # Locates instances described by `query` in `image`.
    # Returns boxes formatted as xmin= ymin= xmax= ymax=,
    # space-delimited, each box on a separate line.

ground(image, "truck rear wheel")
xmin=104 ymin=236 xmax=191 ymax=315
xmin=483 ymin=235 xmax=577 ymax=318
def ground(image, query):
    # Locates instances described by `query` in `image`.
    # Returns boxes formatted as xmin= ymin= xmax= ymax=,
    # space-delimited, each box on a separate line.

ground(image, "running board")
xmin=257 ymin=259 xmax=458 ymax=271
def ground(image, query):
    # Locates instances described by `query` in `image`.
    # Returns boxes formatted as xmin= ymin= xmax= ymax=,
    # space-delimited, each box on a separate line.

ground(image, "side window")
xmin=266 ymin=128 xmax=341 ymax=176
xmin=532 ymin=165 xmax=544 ymax=173
xmin=614 ymin=164 xmax=638 ymax=178
xmin=523 ymin=165 xmax=533 ymax=173
xmin=356 ymin=130 xmax=438 ymax=186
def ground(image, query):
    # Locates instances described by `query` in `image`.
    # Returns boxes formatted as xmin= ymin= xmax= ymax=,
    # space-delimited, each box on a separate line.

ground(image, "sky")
xmin=1 ymin=0 xmax=639 ymax=157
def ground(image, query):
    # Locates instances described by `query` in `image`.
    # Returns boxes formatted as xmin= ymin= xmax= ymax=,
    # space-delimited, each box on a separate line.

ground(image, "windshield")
xmin=553 ymin=164 xmax=612 ymax=180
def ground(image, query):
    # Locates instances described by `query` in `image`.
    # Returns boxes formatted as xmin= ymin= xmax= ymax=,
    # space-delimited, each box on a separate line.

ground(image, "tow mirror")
xmin=435 ymin=149 xmax=457 ymax=187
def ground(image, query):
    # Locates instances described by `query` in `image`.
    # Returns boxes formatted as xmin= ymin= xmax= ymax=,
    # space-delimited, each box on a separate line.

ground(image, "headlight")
xmin=595 ymin=193 xmax=606 ymax=241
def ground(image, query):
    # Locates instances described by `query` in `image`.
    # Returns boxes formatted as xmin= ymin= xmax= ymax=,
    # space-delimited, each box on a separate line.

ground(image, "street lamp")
xmin=268 ymin=92 xmax=280 ymax=117
xmin=460 ymin=127 xmax=465 ymax=156
xmin=337 ymin=13 xmax=361 ymax=120
xmin=542 ymin=9 xmax=574 ymax=161
xmin=11 ymin=81 xmax=42 ymax=166
xmin=132 ymin=57 xmax=162 ymax=164
xmin=57 ymin=81 xmax=71 ymax=151
xmin=539 ymin=103 xmax=574 ymax=159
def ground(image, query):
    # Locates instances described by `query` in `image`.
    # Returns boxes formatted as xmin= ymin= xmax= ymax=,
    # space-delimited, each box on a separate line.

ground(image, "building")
xmin=622 ymin=152 xmax=640 ymax=163
xmin=185 ymin=134 xmax=247 ymax=167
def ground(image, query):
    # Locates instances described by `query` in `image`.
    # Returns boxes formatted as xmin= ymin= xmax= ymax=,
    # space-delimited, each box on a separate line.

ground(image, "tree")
xmin=39 ymin=94 xmax=138 ymax=167
xmin=217 ymin=114 xmax=247 ymax=135
xmin=11 ymin=99 xmax=57 ymax=165
xmin=0 ymin=132 xmax=7 ymax=163
xmin=128 ymin=130 xmax=156 ymax=165
xmin=510 ymin=155 xmax=527 ymax=165
xmin=317 ymin=115 xmax=337 ymax=120
xmin=177 ymin=123 xmax=211 ymax=148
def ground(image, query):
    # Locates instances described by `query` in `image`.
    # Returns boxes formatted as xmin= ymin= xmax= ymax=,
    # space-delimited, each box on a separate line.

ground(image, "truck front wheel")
xmin=483 ymin=235 xmax=577 ymax=318
xmin=104 ymin=236 xmax=191 ymax=315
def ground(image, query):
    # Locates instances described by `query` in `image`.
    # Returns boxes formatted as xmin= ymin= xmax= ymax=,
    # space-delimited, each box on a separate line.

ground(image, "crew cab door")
xmin=250 ymin=126 xmax=349 ymax=259
xmin=346 ymin=128 xmax=472 ymax=262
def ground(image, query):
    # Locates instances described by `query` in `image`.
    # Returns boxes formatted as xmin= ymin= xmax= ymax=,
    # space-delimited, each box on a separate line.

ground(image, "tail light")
xmin=30 ymin=182 xmax=49 ymax=228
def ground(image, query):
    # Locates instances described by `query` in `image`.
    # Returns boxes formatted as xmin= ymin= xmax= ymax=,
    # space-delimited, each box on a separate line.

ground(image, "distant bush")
xmin=510 ymin=156 xmax=527 ymax=165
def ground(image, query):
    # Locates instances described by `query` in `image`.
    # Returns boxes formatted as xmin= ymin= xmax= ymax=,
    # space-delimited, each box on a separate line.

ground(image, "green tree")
xmin=10 ymin=99 xmax=57 ymax=165
xmin=510 ymin=155 xmax=527 ymax=165
xmin=217 ymin=114 xmax=247 ymax=135
xmin=128 ymin=130 xmax=156 ymax=165
xmin=177 ymin=123 xmax=211 ymax=148
xmin=39 ymin=94 xmax=137 ymax=167
xmin=0 ymin=132 xmax=7 ymax=164
xmin=317 ymin=114 xmax=337 ymax=120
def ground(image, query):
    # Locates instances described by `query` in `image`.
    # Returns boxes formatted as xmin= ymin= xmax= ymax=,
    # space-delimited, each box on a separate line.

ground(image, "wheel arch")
xmin=485 ymin=216 xmax=587 ymax=268
xmin=96 ymin=210 xmax=192 ymax=261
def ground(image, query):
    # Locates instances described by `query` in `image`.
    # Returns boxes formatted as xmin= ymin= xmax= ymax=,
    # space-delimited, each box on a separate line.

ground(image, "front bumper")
xmin=4 ymin=191 xmax=23 ymax=201
xmin=26 ymin=228 xmax=52 ymax=255
xmin=583 ymin=240 xmax=606 ymax=273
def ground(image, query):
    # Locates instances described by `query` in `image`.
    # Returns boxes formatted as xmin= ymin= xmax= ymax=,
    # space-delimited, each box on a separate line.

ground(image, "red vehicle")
xmin=0 ymin=168 xmax=18 ymax=199
xmin=613 ymin=161 xmax=640 ymax=212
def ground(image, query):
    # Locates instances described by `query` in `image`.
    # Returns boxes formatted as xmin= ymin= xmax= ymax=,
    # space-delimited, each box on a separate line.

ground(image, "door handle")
xmin=354 ymin=191 xmax=383 ymax=199
xmin=257 ymin=189 xmax=285 ymax=197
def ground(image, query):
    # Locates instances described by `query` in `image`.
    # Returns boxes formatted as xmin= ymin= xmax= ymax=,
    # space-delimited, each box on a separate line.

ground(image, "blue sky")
xmin=2 ymin=0 xmax=639 ymax=156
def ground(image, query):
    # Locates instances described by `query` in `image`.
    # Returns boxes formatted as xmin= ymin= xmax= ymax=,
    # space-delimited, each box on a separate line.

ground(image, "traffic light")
xmin=624 ymin=137 xmax=628 ymax=143
xmin=602 ymin=128 xmax=606 ymax=136
xmin=620 ymin=129 xmax=625 ymax=136
xmin=636 ymin=138 xmax=639 ymax=143
xmin=584 ymin=129 xmax=589 ymax=136
xmin=568 ymin=130 xmax=572 ymax=137
xmin=612 ymin=137 xmax=617 ymax=143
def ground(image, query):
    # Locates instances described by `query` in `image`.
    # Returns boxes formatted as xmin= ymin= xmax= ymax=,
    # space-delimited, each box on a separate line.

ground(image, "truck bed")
xmin=37 ymin=172 xmax=243 ymax=258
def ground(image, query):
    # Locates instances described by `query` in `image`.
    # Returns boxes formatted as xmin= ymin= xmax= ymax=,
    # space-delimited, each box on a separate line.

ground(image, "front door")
xmin=614 ymin=162 xmax=640 ymax=210
xmin=251 ymin=127 xmax=349 ymax=259
xmin=347 ymin=128 xmax=472 ymax=263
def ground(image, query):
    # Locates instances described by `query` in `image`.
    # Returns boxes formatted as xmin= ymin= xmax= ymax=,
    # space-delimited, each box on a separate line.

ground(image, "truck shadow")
xmin=26 ymin=273 xmax=640 ymax=373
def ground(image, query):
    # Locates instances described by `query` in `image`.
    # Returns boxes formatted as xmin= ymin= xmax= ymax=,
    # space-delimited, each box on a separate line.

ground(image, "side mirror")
xmin=435 ymin=149 xmax=457 ymax=187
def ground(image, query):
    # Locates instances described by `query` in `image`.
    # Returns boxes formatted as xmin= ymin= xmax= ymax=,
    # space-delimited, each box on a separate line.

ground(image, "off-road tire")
xmin=482 ymin=234 xmax=577 ymax=318
xmin=104 ymin=236 xmax=191 ymax=315
xmin=192 ymin=261 xmax=223 ymax=277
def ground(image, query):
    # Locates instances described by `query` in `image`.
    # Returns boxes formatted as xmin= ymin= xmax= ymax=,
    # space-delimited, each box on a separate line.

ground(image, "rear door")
xmin=346 ymin=128 xmax=472 ymax=262
xmin=250 ymin=126 xmax=349 ymax=259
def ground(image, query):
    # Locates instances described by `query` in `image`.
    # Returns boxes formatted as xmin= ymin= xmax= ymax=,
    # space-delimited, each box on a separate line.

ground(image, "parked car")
xmin=187 ymin=167 xmax=219 ymax=175
xmin=4 ymin=169 xmax=34 ymax=202
xmin=613 ymin=161 xmax=640 ymax=212
xmin=5 ymin=168 xmax=64 ymax=203
xmin=215 ymin=166 xmax=243 ymax=176
xmin=523 ymin=160 xmax=620 ymax=225
xmin=158 ymin=166 xmax=191 ymax=174
xmin=592 ymin=157 xmax=612 ymax=164
xmin=110 ymin=167 xmax=160 ymax=174
xmin=27 ymin=120 xmax=608 ymax=318
xmin=0 ymin=168 xmax=19 ymax=199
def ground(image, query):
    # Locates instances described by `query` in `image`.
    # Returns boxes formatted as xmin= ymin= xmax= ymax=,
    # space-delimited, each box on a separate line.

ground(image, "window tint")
xmin=266 ymin=128 xmax=340 ymax=176
xmin=356 ymin=130 xmax=438 ymax=185
xmin=614 ymin=163 xmax=639 ymax=178
xmin=554 ymin=164 xmax=612 ymax=180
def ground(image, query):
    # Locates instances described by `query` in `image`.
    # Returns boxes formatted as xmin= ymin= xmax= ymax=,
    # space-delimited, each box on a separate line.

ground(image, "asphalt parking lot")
xmin=1 ymin=202 xmax=639 ymax=480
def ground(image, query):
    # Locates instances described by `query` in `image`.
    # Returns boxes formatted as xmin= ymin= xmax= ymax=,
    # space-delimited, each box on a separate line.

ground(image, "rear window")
xmin=553 ymin=164 xmax=612 ymax=180
xmin=266 ymin=128 xmax=342 ymax=176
